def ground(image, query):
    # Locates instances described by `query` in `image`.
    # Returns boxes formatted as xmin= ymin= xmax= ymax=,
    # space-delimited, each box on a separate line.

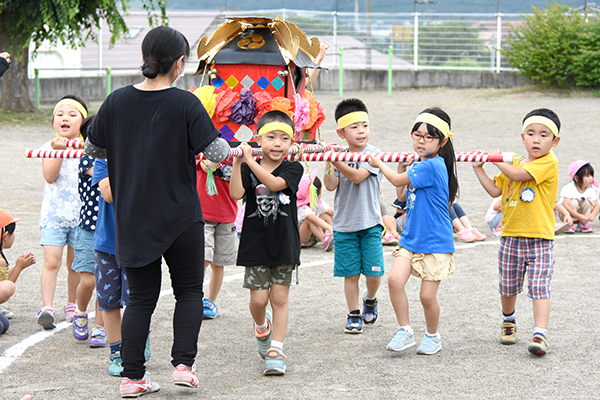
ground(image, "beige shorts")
xmin=392 ymin=246 xmax=455 ymax=281
xmin=204 ymin=221 xmax=237 ymax=266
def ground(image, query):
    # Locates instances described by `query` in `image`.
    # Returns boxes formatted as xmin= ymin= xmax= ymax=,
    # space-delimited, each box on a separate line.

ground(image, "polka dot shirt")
xmin=78 ymin=154 xmax=99 ymax=231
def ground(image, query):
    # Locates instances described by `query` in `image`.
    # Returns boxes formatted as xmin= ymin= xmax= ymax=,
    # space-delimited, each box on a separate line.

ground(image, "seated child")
xmin=450 ymin=203 xmax=487 ymax=242
xmin=485 ymin=197 xmax=502 ymax=237
xmin=0 ymin=209 xmax=36 ymax=333
xmin=297 ymin=169 xmax=334 ymax=251
xmin=381 ymin=199 xmax=400 ymax=246
xmin=560 ymin=160 xmax=599 ymax=233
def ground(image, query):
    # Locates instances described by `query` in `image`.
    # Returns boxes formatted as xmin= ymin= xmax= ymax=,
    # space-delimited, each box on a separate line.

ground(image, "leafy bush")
xmin=503 ymin=3 xmax=600 ymax=88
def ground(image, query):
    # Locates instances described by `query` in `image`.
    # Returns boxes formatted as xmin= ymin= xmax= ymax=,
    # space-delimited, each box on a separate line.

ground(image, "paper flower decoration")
xmin=271 ymin=97 xmax=294 ymax=119
xmin=293 ymin=93 xmax=310 ymax=132
xmin=194 ymin=85 xmax=217 ymax=118
xmin=253 ymin=91 xmax=273 ymax=125
xmin=230 ymin=88 xmax=256 ymax=125
xmin=214 ymin=87 xmax=238 ymax=123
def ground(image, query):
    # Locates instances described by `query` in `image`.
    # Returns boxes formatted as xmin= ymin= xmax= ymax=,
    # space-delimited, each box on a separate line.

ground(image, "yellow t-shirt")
xmin=494 ymin=151 xmax=558 ymax=240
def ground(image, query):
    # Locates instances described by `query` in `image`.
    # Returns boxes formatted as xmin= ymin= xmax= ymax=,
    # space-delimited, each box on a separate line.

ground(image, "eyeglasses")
xmin=411 ymin=131 xmax=436 ymax=143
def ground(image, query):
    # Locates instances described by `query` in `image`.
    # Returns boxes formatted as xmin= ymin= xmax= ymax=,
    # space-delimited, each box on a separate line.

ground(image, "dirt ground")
xmin=1 ymin=88 xmax=600 ymax=399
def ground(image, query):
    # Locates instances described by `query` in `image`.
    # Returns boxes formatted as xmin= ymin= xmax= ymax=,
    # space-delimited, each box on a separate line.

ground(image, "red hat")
xmin=0 ymin=209 xmax=23 ymax=229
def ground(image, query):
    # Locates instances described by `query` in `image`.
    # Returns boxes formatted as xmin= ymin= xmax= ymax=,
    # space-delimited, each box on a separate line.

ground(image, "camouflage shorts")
xmin=243 ymin=264 xmax=297 ymax=290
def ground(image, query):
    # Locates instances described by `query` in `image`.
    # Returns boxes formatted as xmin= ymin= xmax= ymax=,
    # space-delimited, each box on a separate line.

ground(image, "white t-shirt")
xmin=559 ymin=181 xmax=598 ymax=203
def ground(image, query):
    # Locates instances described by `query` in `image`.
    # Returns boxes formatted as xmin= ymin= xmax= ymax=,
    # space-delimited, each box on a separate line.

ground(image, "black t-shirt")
xmin=237 ymin=160 xmax=303 ymax=267
xmin=88 ymin=85 xmax=221 ymax=267
xmin=0 ymin=58 xmax=9 ymax=80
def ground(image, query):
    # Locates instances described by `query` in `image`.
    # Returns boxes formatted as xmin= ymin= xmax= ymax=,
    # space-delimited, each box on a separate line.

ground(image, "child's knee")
xmin=0 ymin=281 xmax=17 ymax=303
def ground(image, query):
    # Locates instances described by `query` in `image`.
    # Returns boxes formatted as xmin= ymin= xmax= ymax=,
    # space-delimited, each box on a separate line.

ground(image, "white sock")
xmin=75 ymin=308 xmax=87 ymax=316
xmin=400 ymin=325 xmax=414 ymax=335
xmin=425 ymin=331 xmax=440 ymax=338
xmin=363 ymin=290 xmax=377 ymax=301
xmin=271 ymin=340 xmax=283 ymax=351
xmin=534 ymin=327 xmax=548 ymax=339
xmin=255 ymin=320 xmax=269 ymax=333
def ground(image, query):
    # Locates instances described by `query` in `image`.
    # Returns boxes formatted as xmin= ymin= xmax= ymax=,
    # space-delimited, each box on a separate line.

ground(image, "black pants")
xmin=121 ymin=221 xmax=205 ymax=380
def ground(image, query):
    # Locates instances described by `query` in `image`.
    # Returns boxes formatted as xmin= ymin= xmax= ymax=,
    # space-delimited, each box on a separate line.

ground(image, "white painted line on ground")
xmin=2 ymin=233 xmax=598 ymax=374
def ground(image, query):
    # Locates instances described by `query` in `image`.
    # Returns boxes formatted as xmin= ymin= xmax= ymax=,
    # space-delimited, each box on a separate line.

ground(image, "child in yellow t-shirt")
xmin=472 ymin=108 xmax=561 ymax=357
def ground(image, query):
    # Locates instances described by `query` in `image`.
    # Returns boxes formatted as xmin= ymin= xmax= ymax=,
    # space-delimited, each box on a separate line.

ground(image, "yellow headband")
xmin=414 ymin=113 xmax=453 ymax=138
xmin=522 ymin=116 xmax=559 ymax=137
xmin=257 ymin=122 xmax=294 ymax=138
xmin=337 ymin=111 xmax=369 ymax=130
xmin=53 ymin=99 xmax=88 ymax=119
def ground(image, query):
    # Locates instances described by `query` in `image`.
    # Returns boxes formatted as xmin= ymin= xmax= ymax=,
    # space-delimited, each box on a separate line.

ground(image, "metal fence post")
xmin=339 ymin=48 xmax=344 ymax=98
xmin=413 ymin=13 xmax=419 ymax=71
xmin=496 ymin=13 xmax=502 ymax=73
xmin=333 ymin=11 xmax=338 ymax=69
xmin=106 ymin=67 xmax=112 ymax=96
xmin=388 ymin=46 xmax=393 ymax=95
xmin=34 ymin=69 xmax=40 ymax=108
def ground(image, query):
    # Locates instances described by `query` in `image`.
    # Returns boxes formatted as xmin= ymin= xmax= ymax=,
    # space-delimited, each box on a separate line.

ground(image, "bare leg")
xmin=364 ymin=275 xmax=381 ymax=300
xmin=207 ymin=264 xmax=224 ymax=301
xmin=501 ymin=295 xmax=517 ymax=316
xmin=420 ymin=280 xmax=441 ymax=333
xmin=94 ymin=299 xmax=104 ymax=327
xmin=269 ymin=284 xmax=290 ymax=343
xmin=40 ymin=245 xmax=64 ymax=307
xmin=66 ymin=246 xmax=79 ymax=304
xmin=249 ymin=288 xmax=269 ymax=326
xmin=532 ymin=298 xmax=550 ymax=329
xmin=103 ymin=308 xmax=122 ymax=343
xmin=75 ymin=272 xmax=96 ymax=313
xmin=388 ymin=256 xmax=412 ymax=326
xmin=344 ymin=274 xmax=361 ymax=311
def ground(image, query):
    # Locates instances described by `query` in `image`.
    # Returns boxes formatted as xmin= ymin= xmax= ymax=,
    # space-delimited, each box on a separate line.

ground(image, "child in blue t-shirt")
xmin=369 ymin=107 xmax=458 ymax=355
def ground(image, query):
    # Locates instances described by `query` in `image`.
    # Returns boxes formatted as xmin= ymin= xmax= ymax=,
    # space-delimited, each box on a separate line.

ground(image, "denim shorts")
xmin=333 ymin=225 xmax=385 ymax=277
xmin=94 ymin=250 xmax=129 ymax=311
xmin=72 ymin=227 xmax=95 ymax=274
xmin=40 ymin=226 xmax=76 ymax=248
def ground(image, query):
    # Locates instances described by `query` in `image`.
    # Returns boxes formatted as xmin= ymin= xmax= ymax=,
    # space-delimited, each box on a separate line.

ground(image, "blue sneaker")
xmin=417 ymin=334 xmax=442 ymax=355
xmin=362 ymin=292 xmax=378 ymax=325
xmin=203 ymin=298 xmax=218 ymax=319
xmin=264 ymin=348 xmax=286 ymax=375
xmin=89 ymin=326 xmax=107 ymax=348
xmin=386 ymin=327 xmax=416 ymax=352
xmin=255 ymin=310 xmax=272 ymax=359
xmin=344 ymin=313 xmax=363 ymax=334
xmin=108 ymin=352 xmax=123 ymax=376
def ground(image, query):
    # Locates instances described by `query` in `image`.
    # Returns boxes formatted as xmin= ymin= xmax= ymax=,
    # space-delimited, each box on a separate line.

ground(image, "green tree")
xmin=418 ymin=20 xmax=490 ymax=68
xmin=0 ymin=1 xmax=167 ymax=111
xmin=502 ymin=3 xmax=585 ymax=88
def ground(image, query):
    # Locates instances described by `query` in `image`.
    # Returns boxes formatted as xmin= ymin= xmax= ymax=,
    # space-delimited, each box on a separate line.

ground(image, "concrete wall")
xmin=32 ymin=70 xmax=530 ymax=105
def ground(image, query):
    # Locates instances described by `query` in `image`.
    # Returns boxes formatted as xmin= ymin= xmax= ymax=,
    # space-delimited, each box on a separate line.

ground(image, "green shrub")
xmin=503 ymin=3 xmax=600 ymax=88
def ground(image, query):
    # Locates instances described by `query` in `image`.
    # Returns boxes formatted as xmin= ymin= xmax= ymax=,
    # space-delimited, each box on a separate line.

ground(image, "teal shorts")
xmin=333 ymin=225 xmax=384 ymax=277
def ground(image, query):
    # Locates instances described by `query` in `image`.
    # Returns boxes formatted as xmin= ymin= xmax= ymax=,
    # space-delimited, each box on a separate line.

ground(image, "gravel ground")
xmin=1 ymin=88 xmax=600 ymax=399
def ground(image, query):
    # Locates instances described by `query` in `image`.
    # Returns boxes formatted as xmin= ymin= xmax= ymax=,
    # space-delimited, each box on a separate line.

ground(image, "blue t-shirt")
xmin=91 ymin=159 xmax=116 ymax=255
xmin=399 ymin=157 xmax=455 ymax=254
xmin=78 ymin=154 xmax=99 ymax=230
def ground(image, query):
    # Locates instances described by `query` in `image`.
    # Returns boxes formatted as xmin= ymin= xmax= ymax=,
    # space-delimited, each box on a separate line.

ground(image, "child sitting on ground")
xmin=297 ymin=169 xmax=334 ymax=251
xmin=450 ymin=203 xmax=487 ymax=242
xmin=485 ymin=197 xmax=503 ymax=237
xmin=560 ymin=160 xmax=599 ymax=233
xmin=0 ymin=209 xmax=36 ymax=334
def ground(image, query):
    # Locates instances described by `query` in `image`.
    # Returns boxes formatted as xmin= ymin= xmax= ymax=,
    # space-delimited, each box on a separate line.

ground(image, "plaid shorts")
xmin=498 ymin=236 xmax=555 ymax=299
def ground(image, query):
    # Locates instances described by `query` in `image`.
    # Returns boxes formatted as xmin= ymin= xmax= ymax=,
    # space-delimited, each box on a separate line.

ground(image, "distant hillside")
xmin=132 ymin=0 xmax=587 ymax=14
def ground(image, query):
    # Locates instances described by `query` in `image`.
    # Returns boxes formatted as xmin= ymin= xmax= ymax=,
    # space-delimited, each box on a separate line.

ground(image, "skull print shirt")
xmin=236 ymin=159 xmax=303 ymax=267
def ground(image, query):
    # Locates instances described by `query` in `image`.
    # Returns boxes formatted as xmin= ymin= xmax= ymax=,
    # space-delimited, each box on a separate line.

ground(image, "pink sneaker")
xmin=382 ymin=234 xmax=399 ymax=246
xmin=492 ymin=227 xmax=502 ymax=237
xmin=120 ymin=372 xmax=160 ymax=398
xmin=64 ymin=302 xmax=76 ymax=322
xmin=172 ymin=364 xmax=199 ymax=388
xmin=36 ymin=306 xmax=56 ymax=330
xmin=580 ymin=222 xmax=593 ymax=233
xmin=322 ymin=233 xmax=334 ymax=252
xmin=458 ymin=230 xmax=477 ymax=243
xmin=469 ymin=228 xmax=487 ymax=241
xmin=565 ymin=225 xmax=576 ymax=234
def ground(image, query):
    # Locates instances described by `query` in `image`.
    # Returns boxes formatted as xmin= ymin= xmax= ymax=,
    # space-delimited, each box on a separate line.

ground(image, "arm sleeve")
xmin=407 ymin=160 xmax=435 ymax=189
xmin=278 ymin=162 xmax=304 ymax=194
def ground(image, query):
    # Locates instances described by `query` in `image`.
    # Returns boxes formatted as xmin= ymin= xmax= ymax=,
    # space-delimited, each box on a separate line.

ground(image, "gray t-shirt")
xmin=333 ymin=143 xmax=384 ymax=232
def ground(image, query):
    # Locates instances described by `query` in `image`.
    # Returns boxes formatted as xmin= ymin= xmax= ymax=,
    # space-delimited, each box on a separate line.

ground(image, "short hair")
xmin=141 ymin=26 xmax=190 ymax=79
xmin=256 ymin=110 xmax=295 ymax=134
xmin=523 ymin=108 xmax=561 ymax=133
xmin=334 ymin=98 xmax=368 ymax=122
